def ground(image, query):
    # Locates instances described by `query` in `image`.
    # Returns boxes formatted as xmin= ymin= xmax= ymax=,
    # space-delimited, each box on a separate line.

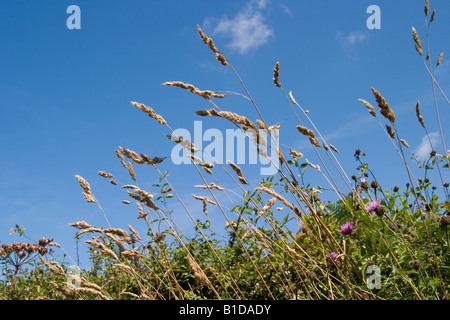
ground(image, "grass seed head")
xmin=273 ymin=62 xmax=282 ymax=88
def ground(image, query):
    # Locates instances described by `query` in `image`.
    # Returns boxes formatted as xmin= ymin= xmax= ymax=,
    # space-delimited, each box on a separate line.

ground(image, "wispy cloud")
xmin=336 ymin=31 xmax=368 ymax=57
xmin=337 ymin=31 xmax=368 ymax=46
xmin=205 ymin=0 xmax=274 ymax=55
xmin=414 ymin=132 xmax=440 ymax=160
xmin=279 ymin=4 xmax=292 ymax=17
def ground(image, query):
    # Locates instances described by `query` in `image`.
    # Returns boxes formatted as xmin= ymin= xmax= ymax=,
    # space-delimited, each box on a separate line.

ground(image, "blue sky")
xmin=1 ymin=0 xmax=449 ymax=268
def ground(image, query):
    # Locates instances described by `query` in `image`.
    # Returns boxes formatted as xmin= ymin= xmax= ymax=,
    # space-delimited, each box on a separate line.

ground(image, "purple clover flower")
xmin=365 ymin=200 xmax=381 ymax=213
xmin=330 ymin=251 xmax=338 ymax=259
xmin=339 ymin=222 xmax=355 ymax=236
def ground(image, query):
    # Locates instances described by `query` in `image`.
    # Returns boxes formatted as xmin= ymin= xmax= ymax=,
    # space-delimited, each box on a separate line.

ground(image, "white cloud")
xmin=279 ymin=4 xmax=292 ymax=17
xmin=414 ymin=132 xmax=440 ymax=160
xmin=337 ymin=31 xmax=368 ymax=46
xmin=208 ymin=0 xmax=274 ymax=54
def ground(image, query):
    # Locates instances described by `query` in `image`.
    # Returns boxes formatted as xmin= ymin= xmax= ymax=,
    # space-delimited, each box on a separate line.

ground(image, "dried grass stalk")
xmin=154 ymin=232 xmax=167 ymax=243
xmin=187 ymin=254 xmax=209 ymax=286
xmin=216 ymin=53 xmax=228 ymax=66
xmin=296 ymin=125 xmax=320 ymax=147
xmin=121 ymin=249 xmax=143 ymax=259
xmin=400 ymin=139 xmax=410 ymax=148
xmin=127 ymin=190 xmax=161 ymax=211
xmin=75 ymin=287 xmax=109 ymax=300
xmin=358 ymin=99 xmax=377 ymax=117
xmin=104 ymin=228 xmax=129 ymax=238
xmin=165 ymin=134 xmax=199 ymax=153
xmin=437 ymin=52 xmax=444 ymax=67
xmin=131 ymin=101 xmax=167 ymax=125
xmin=70 ymin=220 xmax=92 ymax=230
xmin=98 ymin=171 xmax=113 ymax=178
xmin=258 ymin=198 xmax=277 ymax=218
xmin=192 ymin=194 xmax=217 ymax=205
xmin=227 ymin=160 xmax=248 ymax=185
xmin=197 ymin=24 xmax=219 ymax=54
xmin=75 ymin=227 xmax=104 ymax=237
xmin=119 ymin=147 xmax=144 ymax=164
xmin=416 ymin=101 xmax=426 ymax=128
xmin=115 ymin=149 xmax=127 ymax=169
xmin=289 ymin=148 xmax=303 ymax=158
xmin=273 ymin=62 xmax=282 ymax=88
xmin=39 ymin=256 xmax=65 ymax=276
xmin=50 ymin=281 xmax=75 ymax=298
xmin=161 ymin=187 xmax=173 ymax=194
xmin=136 ymin=202 xmax=148 ymax=220
xmin=386 ymin=125 xmax=396 ymax=139
xmin=162 ymin=81 xmax=226 ymax=99
xmin=196 ymin=108 xmax=256 ymax=130
xmin=75 ymin=175 xmax=95 ymax=203
xmin=85 ymin=239 xmax=120 ymax=261
xmin=256 ymin=185 xmax=295 ymax=212
xmin=140 ymin=153 xmax=166 ymax=166
xmin=80 ymin=278 xmax=103 ymax=292
xmin=127 ymin=162 xmax=136 ymax=182
xmin=330 ymin=144 xmax=339 ymax=153
xmin=289 ymin=91 xmax=297 ymax=105
xmin=128 ymin=225 xmax=142 ymax=240
xmin=256 ymin=119 xmax=268 ymax=130
xmin=412 ymin=27 xmax=423 ymax=56
xmin=189 ymin=154 xmax=214 ymax=167
xmin=195 ymin=183 xmax=225 ymax=191
xmin=306 ymin=159 xmax=321 ymax=172
xmin=371 ymin=87 xmax=396 ymax=123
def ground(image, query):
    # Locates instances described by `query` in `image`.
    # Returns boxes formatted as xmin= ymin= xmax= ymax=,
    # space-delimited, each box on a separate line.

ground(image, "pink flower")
xmin=330 ymin=251 xmax=338 ymax=259
xmin=340 ymin=222 xmax=355 ymax=236
xmin=365 ymin=200 xmax=381 ymax=213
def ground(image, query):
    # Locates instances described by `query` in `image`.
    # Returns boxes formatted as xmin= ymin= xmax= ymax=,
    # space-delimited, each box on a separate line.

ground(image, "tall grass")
xmin=1 ymin=0 xmax=449 ymax=300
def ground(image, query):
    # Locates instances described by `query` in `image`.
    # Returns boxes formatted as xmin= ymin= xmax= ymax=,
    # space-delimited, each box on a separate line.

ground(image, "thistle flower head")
xmin=366 ymin=200 xmax=381 ymax=213
xmin=339 ymin=222 xmax=355 ymax=236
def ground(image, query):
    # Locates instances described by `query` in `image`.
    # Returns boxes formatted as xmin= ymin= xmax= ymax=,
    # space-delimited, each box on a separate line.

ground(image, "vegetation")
xmin=1 ymin=0 xmax=448 ymax=300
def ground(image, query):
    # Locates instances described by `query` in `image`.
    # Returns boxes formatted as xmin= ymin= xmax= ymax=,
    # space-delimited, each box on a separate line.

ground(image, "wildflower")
xmin=440 ymin=215 xmax=450 ymax=227
xmin=330 ymin=251 xmax=338 ymax=259
xmin=411 ymin=260 xmax=423 ymax=270
xmin=370 ymin=180 xmax=379 ymax=189
xmin=366 ymin=200 xmax=381 ymax=213
xmin=374 ymin=206 xmax=386 ymax=217
xmin=340 ymin=222 xmax=356 ymax=236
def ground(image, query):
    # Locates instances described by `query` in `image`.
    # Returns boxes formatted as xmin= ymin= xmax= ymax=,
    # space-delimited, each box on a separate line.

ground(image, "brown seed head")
xmin=273 ymin=62 xmax=281 ymax=88
xmin=400 ymin=139 xmax=410 ymax=148
xmin=386 ymin=125 xmax=396 ymax=139
xmin=437 ymin=52 xmax=444 ymax=67
xmin=371 ymin=87 xmax=396 ymax=123
xmin=131 ymin=101 xmax=167 ymax=125
xmin=431 ymin=9 xmax=436 ymax=22
xmin=358 ymin=99 xmax=377 ymax=117
xmin=227 ymin=160 xmax=248 ymax=185
xmin=197 ymin=24 xmax=219 ymax=54
xmin=416 ymin=101 xmax=426 ymax=128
